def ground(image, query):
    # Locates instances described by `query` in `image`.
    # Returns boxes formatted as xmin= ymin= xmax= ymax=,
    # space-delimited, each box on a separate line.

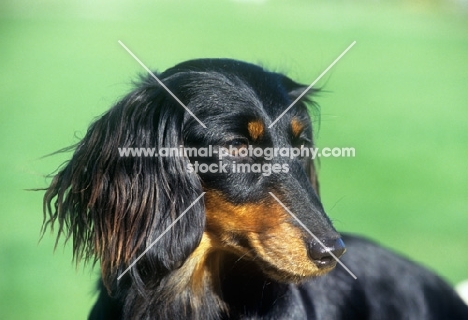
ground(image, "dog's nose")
xmin=307 ymin=237 xmax=346 ymax=268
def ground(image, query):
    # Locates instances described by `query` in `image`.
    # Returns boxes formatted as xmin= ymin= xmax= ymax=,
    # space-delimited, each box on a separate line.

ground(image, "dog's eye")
xmin=224 ymin=138 xmax=249 ymax=156
xmin=230 ymin=138 xmax=248 ymax=148
xmin=292 ymin=136 xmax=310 ymax=148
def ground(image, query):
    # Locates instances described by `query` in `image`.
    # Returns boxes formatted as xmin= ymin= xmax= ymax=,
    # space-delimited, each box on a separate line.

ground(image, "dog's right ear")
xmin=284 ymin=79 xmax=321 ymax=196
xmin=42 ymin=76 xmax=205 ymax=291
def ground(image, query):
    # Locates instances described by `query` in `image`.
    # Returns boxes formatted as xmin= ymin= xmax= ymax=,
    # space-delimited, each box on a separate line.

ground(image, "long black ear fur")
xmin=42 ymin=75 xmax=205 ymax=293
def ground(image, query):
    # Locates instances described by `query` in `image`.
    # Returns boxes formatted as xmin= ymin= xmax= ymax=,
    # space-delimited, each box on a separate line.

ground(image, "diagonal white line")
xmin=268 ymin=41 xmax=356 ymax=128
xmin=269 ymin=192 xmax=357 ymax=279
xmin=117 ymin=40 xmax=207 ymax=128
xmin=117 ymin=192 xmax=206 ymax=281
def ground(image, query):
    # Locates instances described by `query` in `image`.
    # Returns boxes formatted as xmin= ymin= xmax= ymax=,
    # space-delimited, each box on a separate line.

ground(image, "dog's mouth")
xmin=222 ymin=231 xmax=336 ymax=283
xmin=258 ymin=257 xmax=337 ymax=284
xmin=204 ymin=192 xmax=341 ymax=282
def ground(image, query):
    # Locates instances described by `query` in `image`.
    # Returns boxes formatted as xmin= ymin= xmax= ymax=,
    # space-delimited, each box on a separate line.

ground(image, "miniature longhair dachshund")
xmin=42 ymin=59 xmax=468 ymax=319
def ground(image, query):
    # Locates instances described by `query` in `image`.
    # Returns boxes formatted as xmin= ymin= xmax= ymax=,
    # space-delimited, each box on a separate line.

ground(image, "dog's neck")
xmin=123 ymin=234 xmax=300 ymax=319
xmin=123 ymin=234 xmax=227 ymax=319
xmin=162 ymin=234 xmax=229 ymax=318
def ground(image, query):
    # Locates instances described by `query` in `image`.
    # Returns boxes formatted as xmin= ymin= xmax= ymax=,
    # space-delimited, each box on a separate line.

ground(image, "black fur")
xmin=42 ymin=59 xmax=468 ymax=319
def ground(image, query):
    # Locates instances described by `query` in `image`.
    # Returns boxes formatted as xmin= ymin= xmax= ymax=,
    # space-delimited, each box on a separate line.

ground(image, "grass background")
xmin=1 ymin=0 xmax=467 ymax=319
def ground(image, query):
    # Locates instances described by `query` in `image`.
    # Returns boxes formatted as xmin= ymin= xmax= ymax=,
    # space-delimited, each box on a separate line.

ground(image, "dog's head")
xmin=43 ymin=59 xmax=344 ymax=291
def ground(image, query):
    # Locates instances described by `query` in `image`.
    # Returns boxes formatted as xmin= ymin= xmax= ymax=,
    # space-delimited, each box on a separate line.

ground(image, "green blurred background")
xmin=1 ymin=0 xmax=467 ymax=318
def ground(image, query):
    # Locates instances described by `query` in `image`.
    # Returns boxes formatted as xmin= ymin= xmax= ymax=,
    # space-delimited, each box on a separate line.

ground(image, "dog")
xmin=42 ymin=59 xmax=468 ymax=319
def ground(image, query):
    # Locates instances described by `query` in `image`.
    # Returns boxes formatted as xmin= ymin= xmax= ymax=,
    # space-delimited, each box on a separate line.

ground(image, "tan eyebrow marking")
xmin=291 ymin=118 xmax=304 ymax=137
xmin=248 ymin=120 xmax=264 ymax=141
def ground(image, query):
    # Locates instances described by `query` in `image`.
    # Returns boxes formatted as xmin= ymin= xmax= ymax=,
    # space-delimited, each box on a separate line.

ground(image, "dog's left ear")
xmin=306 ymin=158 xmax=320 ymax=196
xmin=42 ymin=78 xmax=205 ymax=291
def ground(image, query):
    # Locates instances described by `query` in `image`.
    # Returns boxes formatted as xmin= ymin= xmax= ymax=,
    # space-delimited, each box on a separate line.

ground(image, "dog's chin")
xmin=258 ymin=259 xmax=338 ymax=284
